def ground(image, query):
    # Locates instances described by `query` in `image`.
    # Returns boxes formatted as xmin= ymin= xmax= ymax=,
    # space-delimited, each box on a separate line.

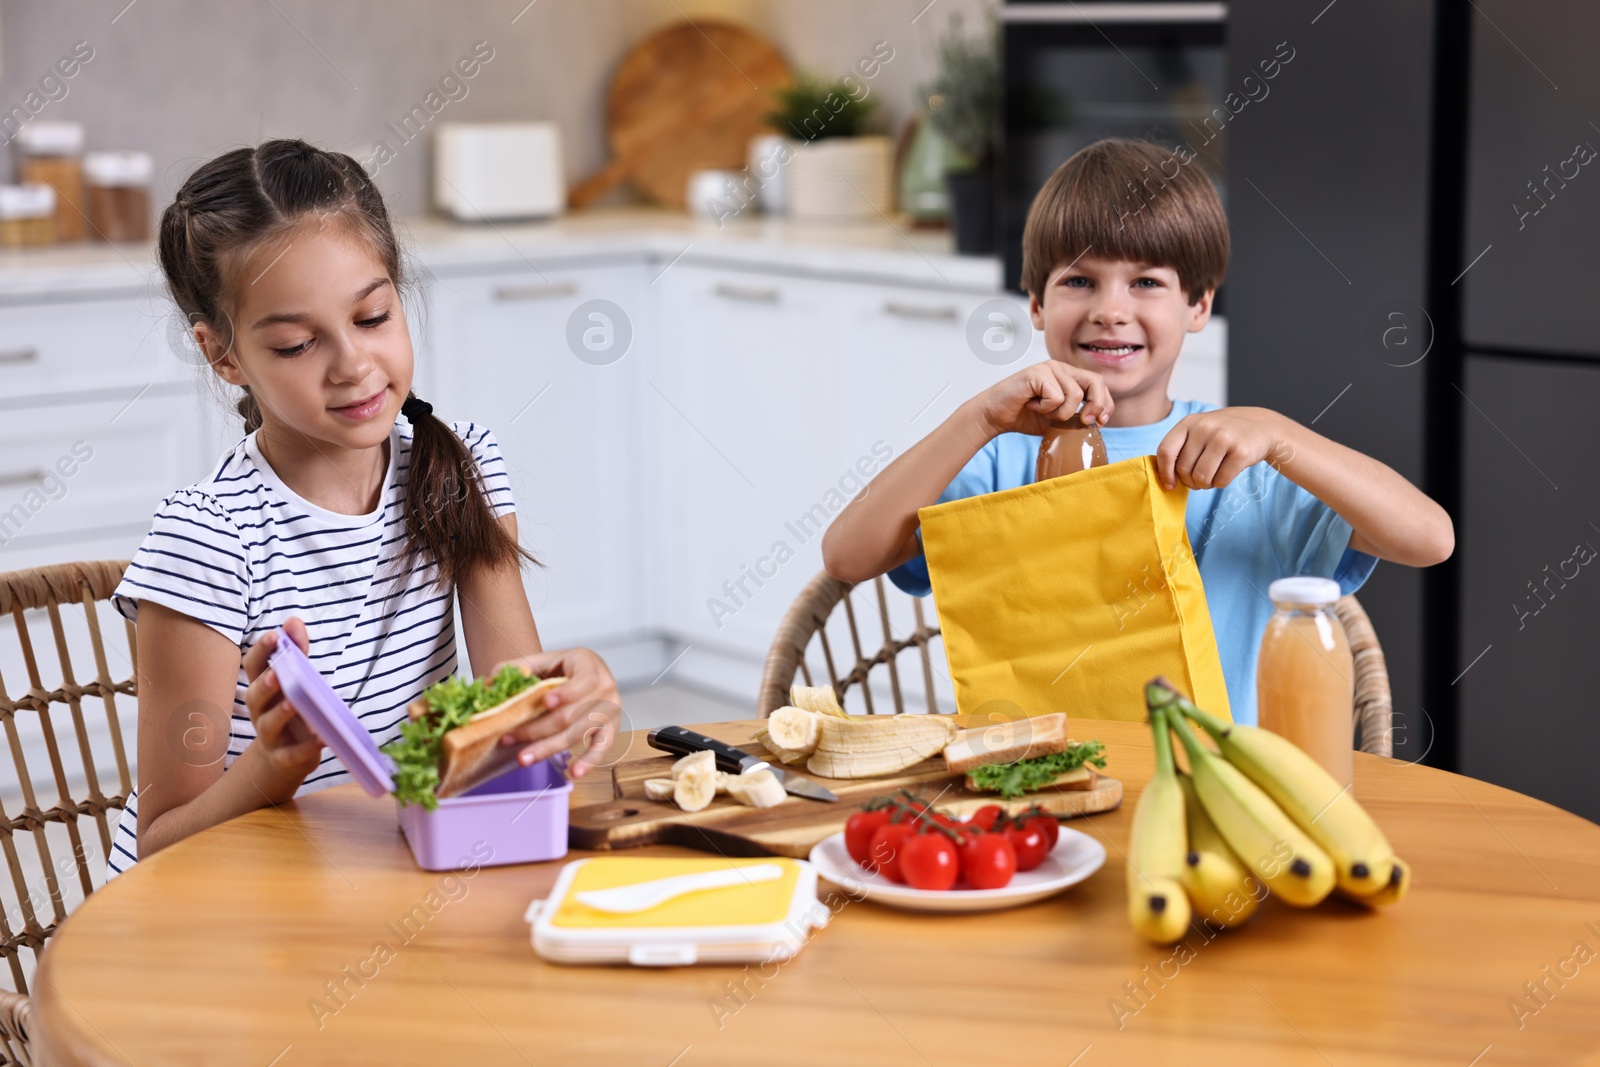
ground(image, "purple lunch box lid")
xmin=267 ymin=627 xmax=396 ymax=798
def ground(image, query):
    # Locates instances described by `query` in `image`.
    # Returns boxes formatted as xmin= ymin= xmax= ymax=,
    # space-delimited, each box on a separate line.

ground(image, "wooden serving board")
xmin=567 ymin=721 xmax=1122 ymax=858
xmin=569 ymin=20 xmax=792 ymax=209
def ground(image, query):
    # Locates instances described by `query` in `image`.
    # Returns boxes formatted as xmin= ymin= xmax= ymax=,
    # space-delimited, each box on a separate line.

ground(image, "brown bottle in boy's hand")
xmin=1036 ymin=412 xmax=1108 ymax=482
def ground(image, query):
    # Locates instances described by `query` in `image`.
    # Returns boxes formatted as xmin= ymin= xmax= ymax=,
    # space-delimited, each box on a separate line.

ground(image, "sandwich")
xmin=942 ymin=712 xmax=1107 ymax=799
xmin=381 ymin=666 xmax=565 ymax=809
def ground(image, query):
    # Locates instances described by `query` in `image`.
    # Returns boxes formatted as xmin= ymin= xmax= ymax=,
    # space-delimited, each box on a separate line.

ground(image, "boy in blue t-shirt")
xmin=820 ymin=138 xmax=1454 ymax=726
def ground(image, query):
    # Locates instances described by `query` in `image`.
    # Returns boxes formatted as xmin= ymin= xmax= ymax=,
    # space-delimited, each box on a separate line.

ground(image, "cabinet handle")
xmin=713 ymin=283 xmax=780 ymax=304
xmin=0 ymin=468 xmax=45 ymax=489
xmin=493 ymin=281 xmax=579 ymax=302
xmin=1002 ymin=3 xmax=1226 ymax=24
xmin=0 ymin=347 xmax=39 ymax=366
xmin=882 ymin=300 xmax=959 ymax=322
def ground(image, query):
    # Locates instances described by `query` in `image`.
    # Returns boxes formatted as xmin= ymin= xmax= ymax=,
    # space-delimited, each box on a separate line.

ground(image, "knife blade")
xmin=646 ymin=725 xmax=839 ymax=802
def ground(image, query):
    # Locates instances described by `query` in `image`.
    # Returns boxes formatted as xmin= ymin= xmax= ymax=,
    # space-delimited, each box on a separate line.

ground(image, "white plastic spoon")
xmin=574 ymin=863 xmax=784 ymax=914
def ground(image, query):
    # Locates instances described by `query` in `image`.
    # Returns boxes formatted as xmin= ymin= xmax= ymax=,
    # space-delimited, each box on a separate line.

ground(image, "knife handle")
xmin=646 ymin=726 xmax=760 ymax=773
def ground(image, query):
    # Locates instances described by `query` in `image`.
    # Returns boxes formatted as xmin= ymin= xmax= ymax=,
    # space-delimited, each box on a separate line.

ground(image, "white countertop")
xmin=0 ymin=207 xmax=1002 ymax=300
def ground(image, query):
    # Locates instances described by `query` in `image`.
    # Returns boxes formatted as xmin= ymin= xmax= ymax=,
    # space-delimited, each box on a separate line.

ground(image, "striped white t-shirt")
xmin=106 ymin=418 xmax=514 ymax=877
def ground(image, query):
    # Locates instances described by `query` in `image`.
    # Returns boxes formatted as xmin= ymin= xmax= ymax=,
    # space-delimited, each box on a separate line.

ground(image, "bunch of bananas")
xmin=1126 ymin=678 xmax=1409 ymax=943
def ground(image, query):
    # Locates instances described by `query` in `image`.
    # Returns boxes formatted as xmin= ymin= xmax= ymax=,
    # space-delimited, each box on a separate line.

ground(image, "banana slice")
xmin=754 ymin=725 xmax=811 ymax=765
xmin=714 ymin=771 xmax=738 ymax=794
xmin=643 ymin=778 xmax=676 ymax=802
xmin=790 ymin=685 xmax=849 ymax=717
xmin=727 ymin=768 xmax=787 ymax=808
xmin=670 ymin=749 xmax=715 ymax=779
xmin=673 ymin=765 xmax=717 ymax=812
xmin=766 ymin=706 xmax=822 ymax=755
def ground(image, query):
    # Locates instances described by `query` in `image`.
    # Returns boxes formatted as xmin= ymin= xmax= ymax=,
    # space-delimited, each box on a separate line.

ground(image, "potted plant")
xmin=923 ymin=15 xmax=1001 ymax=254
xmin=769 ymin=74 xmax=891 ymax=223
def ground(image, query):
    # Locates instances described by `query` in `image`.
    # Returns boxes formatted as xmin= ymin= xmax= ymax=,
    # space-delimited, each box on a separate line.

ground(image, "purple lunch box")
xmin=267 ymin=628 xmax=571 ymax=871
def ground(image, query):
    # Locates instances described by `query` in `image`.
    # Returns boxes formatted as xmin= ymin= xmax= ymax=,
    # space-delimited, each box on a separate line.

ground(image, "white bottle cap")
xmin=1268 ymin=576 xmax=1341 ymax=606
xmin=16 ymin=121 xmax=86 ymax=156
xmin=0 ymin=183 xmax=57 ymax=219
xmin=84 ymin=150 xmax=153 ymax=186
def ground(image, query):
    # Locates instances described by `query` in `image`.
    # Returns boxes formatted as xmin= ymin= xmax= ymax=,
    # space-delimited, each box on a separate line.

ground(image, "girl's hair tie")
xmin=402 ymin=395 xmax=433 ymax=420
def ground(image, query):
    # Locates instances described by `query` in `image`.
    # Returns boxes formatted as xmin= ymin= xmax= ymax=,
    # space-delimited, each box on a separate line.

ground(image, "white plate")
xmin=808 ymin=827 xmax=1107 ymax=913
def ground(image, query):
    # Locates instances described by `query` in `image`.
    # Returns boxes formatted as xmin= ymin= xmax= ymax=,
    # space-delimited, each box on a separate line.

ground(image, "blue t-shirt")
xmin=888 ymin=399 xmax=1378 ymax=726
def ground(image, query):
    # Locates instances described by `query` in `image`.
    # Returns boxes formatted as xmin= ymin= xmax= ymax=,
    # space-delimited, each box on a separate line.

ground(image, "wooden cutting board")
xmin=568 ymin=20 xmax=792 ymax=209
xmin=567 ymin=720 xmax=1123 ymax=858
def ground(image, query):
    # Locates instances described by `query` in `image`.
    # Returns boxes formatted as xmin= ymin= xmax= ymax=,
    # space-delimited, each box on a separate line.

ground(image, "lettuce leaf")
xmin=964 ymin=740 xmax=1107 ymax=799
xmin=381 ymin=665 xmax=542 ymax=810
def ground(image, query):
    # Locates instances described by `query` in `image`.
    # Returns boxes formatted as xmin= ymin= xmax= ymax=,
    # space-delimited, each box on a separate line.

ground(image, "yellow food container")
xmin=526 ymin=857 xmax=828 ymax=967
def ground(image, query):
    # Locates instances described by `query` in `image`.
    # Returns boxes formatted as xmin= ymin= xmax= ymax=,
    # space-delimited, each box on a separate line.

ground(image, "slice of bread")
xmin=435 ymin=676 xmax=566 ymax=798
xmin=943 ymin=712 xmax=1069 ymax=774
xmin=964 ymin=763 xmax=1098 ymax=794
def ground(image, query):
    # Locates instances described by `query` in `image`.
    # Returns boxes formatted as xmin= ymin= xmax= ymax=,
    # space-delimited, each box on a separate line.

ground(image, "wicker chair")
xmin=758 ymin=569 xmax=1394 ymax=757
xmin=0 ymin=561 xmax=136 ymax=1067
xmin=757 ymin=570 xmax=944 ymax=719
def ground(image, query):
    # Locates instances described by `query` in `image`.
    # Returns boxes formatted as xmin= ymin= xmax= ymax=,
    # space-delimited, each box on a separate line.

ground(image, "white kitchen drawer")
xmin=0 ymin=290 xmax=194 ymax=400
xmin=0 ymin=387 xmax=210 ymax=557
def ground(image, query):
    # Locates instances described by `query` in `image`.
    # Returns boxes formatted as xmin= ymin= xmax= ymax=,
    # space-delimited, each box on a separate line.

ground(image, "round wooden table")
xmin=34 ymin=719 xmax=1600 ymax=1066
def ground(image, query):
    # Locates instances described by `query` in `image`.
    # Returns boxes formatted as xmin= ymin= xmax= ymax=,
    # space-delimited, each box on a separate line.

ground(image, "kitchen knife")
xmin=647 ymin=726 xmax=838 ymax=802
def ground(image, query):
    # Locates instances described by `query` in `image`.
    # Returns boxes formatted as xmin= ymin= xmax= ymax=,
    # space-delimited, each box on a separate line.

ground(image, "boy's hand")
xmin=1156 ymin=407 xmax=1293 ymax=491
xmin=973 ymin=361 xmax=1114 ymax=438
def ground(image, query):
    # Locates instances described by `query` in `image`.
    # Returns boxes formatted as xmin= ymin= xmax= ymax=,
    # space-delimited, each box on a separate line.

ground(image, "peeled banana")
xmin=1155 ymin=689 xmax=1336 ymax=908
xmin=1176 ymin=695 xmax=1394 ymax=897
xmin=1178 ymin=773 xmax=1260 ymax=930
xmin=805 ymin=713 xmax=958 ymax=778
xmin=791 ymin=685 xmax=850 ymax=717
xmin=643 ymin=778 xmax=675 ymax=801
xmin=1126 ymin=706 xmax=1192 ymax=943
xmin=726 ymin=768 xmax=787 ymax=808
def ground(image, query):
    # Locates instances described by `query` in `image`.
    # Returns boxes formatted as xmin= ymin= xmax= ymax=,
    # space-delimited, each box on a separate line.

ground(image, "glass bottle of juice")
xmin=1256 ymin=577 xmax=1354 ymax=788
xmin=1035 ymin=411 xmax=1108 ymax=482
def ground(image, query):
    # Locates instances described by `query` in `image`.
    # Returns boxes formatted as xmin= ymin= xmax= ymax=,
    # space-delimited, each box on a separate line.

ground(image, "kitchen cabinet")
xmin=0 ymin=388 xmax=212 ymax=560
xmin=0 ymin=293 xmax=226 ymax=832
xmin=0 ymin=287 xmax=193 ymax=399
xmin=1457 ymin=354 xmax=1600 ymax=822
xmin=426 ymin=262 xmax=650 ymax=655
xmin=646 ymin=267 xmax=1023 ymax=691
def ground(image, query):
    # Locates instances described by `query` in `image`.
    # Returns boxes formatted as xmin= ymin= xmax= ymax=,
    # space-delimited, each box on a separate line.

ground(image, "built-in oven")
xmin=1000 ymin=2 xmax=1229 ymax=296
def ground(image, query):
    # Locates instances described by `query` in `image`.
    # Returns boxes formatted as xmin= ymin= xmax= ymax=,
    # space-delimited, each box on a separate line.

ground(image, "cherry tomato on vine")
xmin=1018 ymin=808 xmax=1059 ymax=850
xmin=868 ymin=821 xmax=916 ymax=883
xmin=1005 ymin=820 xmax=1050 ymax=872
xmin=959 ymin=831 xmax=1017 ymax=889
xmin=966 ymin=804 xmax=1005 ymax=832
xmin=845 ymin=809 xmax=892 ymax=867
xmin=901 ymin=830 xmax=960 ymax=891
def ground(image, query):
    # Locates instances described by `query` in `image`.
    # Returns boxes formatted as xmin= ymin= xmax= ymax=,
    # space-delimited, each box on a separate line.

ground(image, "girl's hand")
xmin=1156 ymin=407 xmax=1294 ymax=491
xmin=492 ymin=647 xmax=623 ymax=779
xmin=971 ymin=360 xmax=1114 ymax=439
xmin=241 ymin=618 xmax=324 ymax=801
